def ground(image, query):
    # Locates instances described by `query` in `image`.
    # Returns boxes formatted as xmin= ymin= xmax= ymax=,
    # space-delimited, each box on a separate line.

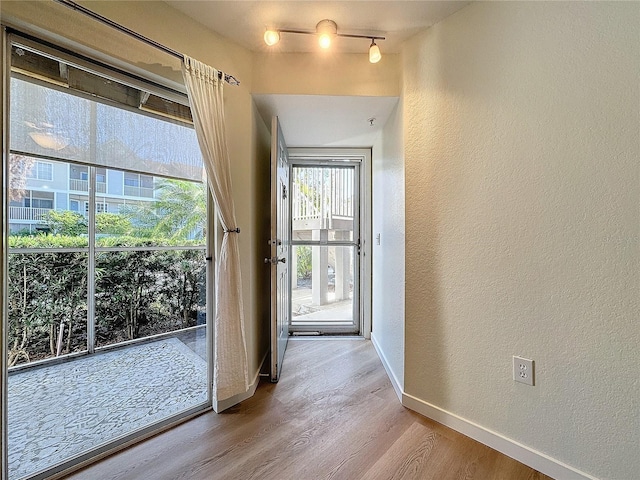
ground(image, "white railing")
xmin=292 ymin=183 xmax=320 ymax=221
xmin=69 ymin=178 xmax=88 ymax=192
xmin=69 ymin=179 xmax=106 ymax=193
xmin=124 ymin=186 xmax=154 ymax=198
xmin=9 ymin=206 xmax=51 ymax=221
xmin=291 ymin=167 xmax=354 ymax=223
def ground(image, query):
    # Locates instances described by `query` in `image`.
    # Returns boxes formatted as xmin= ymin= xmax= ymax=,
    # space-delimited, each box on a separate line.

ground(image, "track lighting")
xmin=264 ymin=30 xmax=280 ymax=46
xmin=369 ymin=39 xmax=381 ymax=64
xmin=264 ymin=19 xmax=384 ymax=63
xmin=316 ymin=19 xmax=337 ymax=49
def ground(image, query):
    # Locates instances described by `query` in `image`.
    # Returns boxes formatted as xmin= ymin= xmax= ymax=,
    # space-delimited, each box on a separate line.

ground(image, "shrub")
xmin=297 ymin=246 xmax=312 ymax=279
xmin=96 ymin=212 xmax=132 ymax=235
xmin=43 ymin=210 xmax=87 ymax=236
xmin=7 ymin=235 xmax=205 ymax=366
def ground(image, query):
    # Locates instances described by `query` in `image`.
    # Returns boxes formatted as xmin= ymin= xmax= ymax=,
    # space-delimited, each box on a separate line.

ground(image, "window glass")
xmin=7 ymin=39 xmax=208 ymax=480
xmin=11 ymin=75 xmax=202 ymax=181
xmin=26 ymin=161 xmax=53 ymax=181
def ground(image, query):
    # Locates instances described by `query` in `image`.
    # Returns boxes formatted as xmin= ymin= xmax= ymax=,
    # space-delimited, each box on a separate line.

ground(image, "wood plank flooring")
xmin=64 ymin=339 xmax=554 ymax=480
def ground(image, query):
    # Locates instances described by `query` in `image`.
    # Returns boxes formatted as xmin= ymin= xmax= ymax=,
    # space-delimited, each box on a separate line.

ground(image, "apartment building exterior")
xmin=9 ymin=157 xmax=157 ymax=233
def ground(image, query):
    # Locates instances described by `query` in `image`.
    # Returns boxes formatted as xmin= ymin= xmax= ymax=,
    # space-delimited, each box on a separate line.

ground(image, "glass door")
xmin=4 ymin=37 xmax=211 ymax=480
xmin=290 ymin=163 xmax=360 ymax=334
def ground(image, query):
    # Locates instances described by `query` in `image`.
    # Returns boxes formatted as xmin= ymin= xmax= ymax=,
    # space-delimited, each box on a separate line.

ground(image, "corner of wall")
xmin=371 ymin=97 xmax=405 ymax=393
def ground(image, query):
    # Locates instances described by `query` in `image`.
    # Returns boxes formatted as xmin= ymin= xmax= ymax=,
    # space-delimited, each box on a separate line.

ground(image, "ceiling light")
xmin=316 ymin=19 xmax=337 ymax=49
xmin=264 ymin=30 xmax=280 ymax=46
xmin=369 ymin=40 xmax=381 ymax=64
xmin=318 ymin=34 xmax=332 ymax=49
xmin=262 ymin=19 xmax=384 ymax=63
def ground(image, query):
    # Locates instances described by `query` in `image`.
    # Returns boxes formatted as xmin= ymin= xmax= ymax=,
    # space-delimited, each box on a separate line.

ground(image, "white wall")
xmin=402 ymin=2 xmax=639 ymax=479
xmin=372 ymin=101 xmax=405 ymax=393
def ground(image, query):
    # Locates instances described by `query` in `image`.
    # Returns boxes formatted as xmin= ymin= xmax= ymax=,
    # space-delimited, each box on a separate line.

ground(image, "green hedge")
xmin=7 ymin=235 xmax=206 ymax=366
xmin=8 ymin=234 xmax=205 ymax=249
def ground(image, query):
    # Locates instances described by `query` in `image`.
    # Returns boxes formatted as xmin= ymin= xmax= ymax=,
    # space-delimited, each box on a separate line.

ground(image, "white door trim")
xmin=288 ymin=148 xmax=372 ymax=339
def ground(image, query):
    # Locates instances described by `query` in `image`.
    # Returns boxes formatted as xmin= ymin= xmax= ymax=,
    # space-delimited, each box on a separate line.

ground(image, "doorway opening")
xmin=288 ymin=149 xmax=371 ymax=336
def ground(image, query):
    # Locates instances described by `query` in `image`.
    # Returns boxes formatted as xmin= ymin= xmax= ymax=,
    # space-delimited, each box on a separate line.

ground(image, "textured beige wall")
xmin=1 ymin=0 xmax=270 ymax=382
xmin=252 ymin=52 xmax=400 ymax=96
xmin=372 ymin=101 xmax=405 ymax=388
xmin=403 ymin=2 xmax=639 ymax=479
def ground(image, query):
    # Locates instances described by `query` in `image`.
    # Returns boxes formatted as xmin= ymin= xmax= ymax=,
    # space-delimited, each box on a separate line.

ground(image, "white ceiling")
xmin=165 ymin=1 xmax=469 ymax=146
xmin=165 ymin=1 xmax=470 ymax=54
xmin=254 ymin=94 xmax=399 ymax=146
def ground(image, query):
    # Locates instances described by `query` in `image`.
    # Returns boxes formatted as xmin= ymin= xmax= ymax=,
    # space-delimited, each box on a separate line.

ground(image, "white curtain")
xmin=182 ymin=56 xmax=248 ymax=401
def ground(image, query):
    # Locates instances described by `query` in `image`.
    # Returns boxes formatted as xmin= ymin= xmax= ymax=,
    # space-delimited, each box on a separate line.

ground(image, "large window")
xmin=26 ymin=161 xmax=53 ymax=181
xmin=5 ymin=36 xmax=210 ymax=480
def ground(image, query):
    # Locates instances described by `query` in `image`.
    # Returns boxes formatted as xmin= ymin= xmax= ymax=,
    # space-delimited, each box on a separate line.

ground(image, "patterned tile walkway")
xmin=8 ymin=337 xmax=208 ymax=479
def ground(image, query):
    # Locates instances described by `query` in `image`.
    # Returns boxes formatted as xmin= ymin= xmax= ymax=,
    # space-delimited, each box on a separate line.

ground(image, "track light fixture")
xmin=263 ymin=30 xmax=280 ymax=46
xmin=369 ymin=39 xmax=381 ymax=64
xmin=316 ymin=19 xmax=337 ymax=49
xmin=264 ymin=19 xmax=385 ymax=63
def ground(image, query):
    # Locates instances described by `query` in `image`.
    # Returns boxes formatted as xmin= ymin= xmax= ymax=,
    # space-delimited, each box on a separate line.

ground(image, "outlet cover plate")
xmin=513 ymin=356 xmax=534 ymax=386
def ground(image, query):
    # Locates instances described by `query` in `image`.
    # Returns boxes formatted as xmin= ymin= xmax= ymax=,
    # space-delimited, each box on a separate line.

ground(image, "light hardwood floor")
xmin=65 ymin=339 xmax=554 ymax=480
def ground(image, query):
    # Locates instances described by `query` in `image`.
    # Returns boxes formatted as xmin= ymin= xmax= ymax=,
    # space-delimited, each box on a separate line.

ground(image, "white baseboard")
xmin=370 ymin=332 xmax=403 ymax=402
xmin=401 ymin=393 xmax=598 ymax=480
xmin=368 ymin=337 xmax=596 ymax=480
xmin=213 ymin=351 xmax=267 ymax=413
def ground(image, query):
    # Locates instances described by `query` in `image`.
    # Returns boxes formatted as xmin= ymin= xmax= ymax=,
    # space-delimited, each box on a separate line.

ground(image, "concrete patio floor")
xmin=7 ymin=331 xmax=207 ymax=480
xmin=291 ymin=286 xmax=354 ymax=325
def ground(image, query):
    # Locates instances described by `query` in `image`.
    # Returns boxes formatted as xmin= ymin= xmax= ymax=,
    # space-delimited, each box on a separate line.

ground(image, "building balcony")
xmin=9 ymin=206 xmax=51 ymax=222
xmin=124 ymin=185 xmax=154 ymax=198
xmin=69 ymin=179 xmax=106 ymax=193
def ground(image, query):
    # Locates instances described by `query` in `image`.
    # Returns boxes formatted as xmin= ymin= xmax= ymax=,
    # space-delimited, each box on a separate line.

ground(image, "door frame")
xmin=269 ymin=116 xmax=290 ymax=382
xmin=288 ymin=148 xmax=372 ymax=339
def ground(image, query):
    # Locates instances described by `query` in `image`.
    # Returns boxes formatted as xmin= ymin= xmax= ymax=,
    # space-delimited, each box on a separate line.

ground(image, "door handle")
xmin=264 ymin=257 xmax=286 ymax=265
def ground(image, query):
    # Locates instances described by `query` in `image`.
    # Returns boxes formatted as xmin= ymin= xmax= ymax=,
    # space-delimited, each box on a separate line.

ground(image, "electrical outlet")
xmin=513 ymin=356 xmax=534 ymax=386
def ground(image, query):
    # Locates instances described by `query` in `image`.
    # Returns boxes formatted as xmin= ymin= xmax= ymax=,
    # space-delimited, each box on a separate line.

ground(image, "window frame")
xmin=26 ymin=160 xmax=53 ymax=181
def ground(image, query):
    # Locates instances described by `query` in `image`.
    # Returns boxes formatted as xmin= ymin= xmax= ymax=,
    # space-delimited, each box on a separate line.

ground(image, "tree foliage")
xmin=96 ymin=212 xmax=132 ymax=235
xmin=8 ymin=153 xmax=34 ymax=203
xmin=121 ymin=179 xmax=206 ymax=240
xmin=43 ymin=210 xmax=87 ymax=236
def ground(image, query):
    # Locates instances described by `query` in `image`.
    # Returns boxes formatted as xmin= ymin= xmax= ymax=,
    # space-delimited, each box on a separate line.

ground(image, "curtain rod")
xmin=53 ymin=0 xmax=240 ymax=86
